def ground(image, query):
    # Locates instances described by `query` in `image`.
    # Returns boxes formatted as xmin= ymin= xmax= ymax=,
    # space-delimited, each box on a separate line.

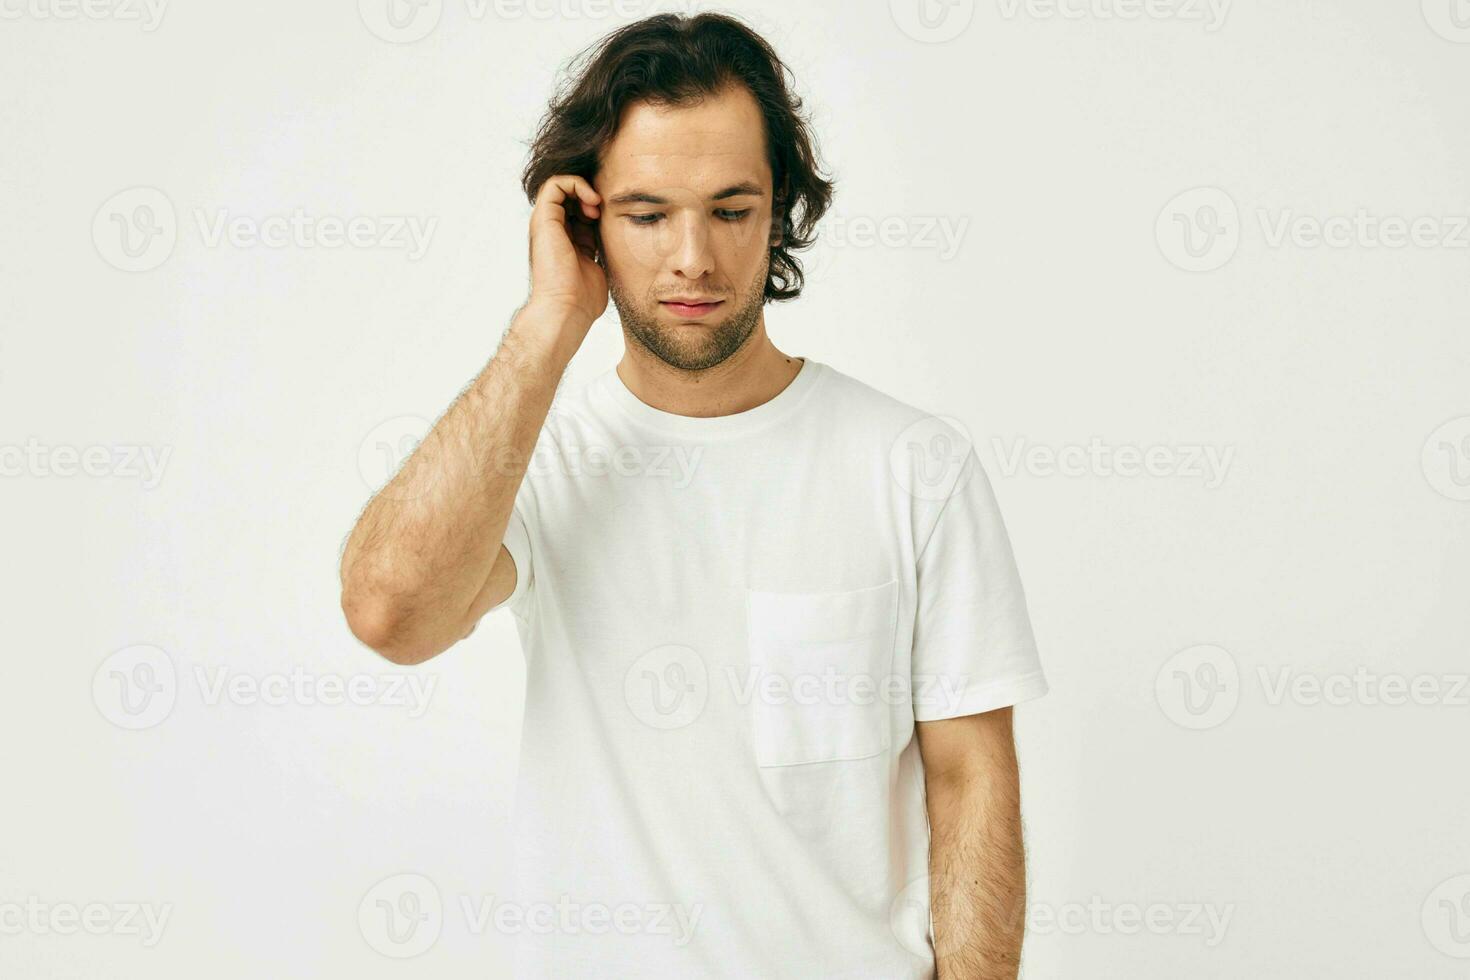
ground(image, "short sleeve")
xmin=486 ymin=483 xmax=536 ymax=616
xmin=911 ymin=449 xmax=1048 ymax=722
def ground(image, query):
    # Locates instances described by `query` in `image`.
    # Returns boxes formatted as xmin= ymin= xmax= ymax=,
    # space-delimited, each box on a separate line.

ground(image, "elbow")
xmin=340 ymin=591 xmax=441 ymax=666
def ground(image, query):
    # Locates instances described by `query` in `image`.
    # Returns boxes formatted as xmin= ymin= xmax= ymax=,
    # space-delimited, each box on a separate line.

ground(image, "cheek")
xmin=606 ymin=221 xmax=672 ymax=277
xmin=717 ymin=225 xmax=768 ymax=281
xmin=726 ymin=212 xmax=773 ymax=258
xmin=599 ymin=225 xmax=637 ymax=277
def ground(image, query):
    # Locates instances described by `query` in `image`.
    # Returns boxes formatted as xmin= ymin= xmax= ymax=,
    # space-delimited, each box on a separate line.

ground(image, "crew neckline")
xmin=599 ymin=356 xmax=826 ymax=439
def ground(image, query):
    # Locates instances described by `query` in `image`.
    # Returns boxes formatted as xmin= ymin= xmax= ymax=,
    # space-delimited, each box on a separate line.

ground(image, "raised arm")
xmin=338 ymin=175 xmax=607 ymax=665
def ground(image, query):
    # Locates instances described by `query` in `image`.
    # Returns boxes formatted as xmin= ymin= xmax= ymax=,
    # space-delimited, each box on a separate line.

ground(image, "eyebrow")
xmin=607 ymin=182 xmax=765 ymax=206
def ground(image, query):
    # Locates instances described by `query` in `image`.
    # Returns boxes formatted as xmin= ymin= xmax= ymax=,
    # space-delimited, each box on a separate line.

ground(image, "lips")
xmin=660 ymin=299 xmax=724 ymax=318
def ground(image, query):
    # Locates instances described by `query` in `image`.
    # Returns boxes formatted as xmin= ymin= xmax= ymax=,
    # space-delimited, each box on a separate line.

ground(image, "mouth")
xmin=660 ymin=299 xmax=725 ymax=319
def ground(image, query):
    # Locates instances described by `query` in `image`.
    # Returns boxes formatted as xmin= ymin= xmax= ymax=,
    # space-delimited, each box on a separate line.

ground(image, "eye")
xmin=625 ymin=210 xmax=749 ymax=225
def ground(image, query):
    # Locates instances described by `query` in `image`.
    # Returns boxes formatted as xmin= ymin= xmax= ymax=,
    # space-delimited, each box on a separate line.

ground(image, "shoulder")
xmin=816 ymin=360 xmax=977 ymax=459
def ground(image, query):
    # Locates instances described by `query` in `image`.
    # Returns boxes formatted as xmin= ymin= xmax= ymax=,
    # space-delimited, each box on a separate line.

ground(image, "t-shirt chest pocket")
xmin=743 ymin=577 xmax=900 ymax=767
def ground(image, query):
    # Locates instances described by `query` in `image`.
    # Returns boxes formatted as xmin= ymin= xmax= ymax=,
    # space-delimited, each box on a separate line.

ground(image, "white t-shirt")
xmin=487 ymin=355 xmax=1048 ymax=979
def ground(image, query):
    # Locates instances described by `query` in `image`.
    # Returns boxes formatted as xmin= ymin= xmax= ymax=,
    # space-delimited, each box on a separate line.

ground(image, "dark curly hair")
xmin=520 ymin=12 xmax=835 ymax=303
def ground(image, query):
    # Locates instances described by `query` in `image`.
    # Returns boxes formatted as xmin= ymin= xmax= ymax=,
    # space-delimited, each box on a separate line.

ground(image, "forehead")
xmin=597 ymin=83 xmax=771 ymax=196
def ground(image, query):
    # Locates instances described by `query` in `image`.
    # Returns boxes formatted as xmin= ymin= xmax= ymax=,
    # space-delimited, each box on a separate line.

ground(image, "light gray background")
xmin=2 ymin=0 xmax=1467 ymax=977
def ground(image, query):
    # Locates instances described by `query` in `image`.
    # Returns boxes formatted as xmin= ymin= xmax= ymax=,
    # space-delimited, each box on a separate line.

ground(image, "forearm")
xmin=925 ymin=749 xmax=1027 ymax=979
xmin=339 ymin=301 xmax=579 ymax=662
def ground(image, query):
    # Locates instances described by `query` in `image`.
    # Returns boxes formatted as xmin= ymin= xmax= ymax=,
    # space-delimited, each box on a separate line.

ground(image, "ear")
xmin=768 ymin=208 xmax=784 ymax=249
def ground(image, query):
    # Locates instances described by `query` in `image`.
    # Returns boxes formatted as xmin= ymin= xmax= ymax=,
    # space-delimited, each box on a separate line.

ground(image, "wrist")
xmin=513 ymin=300 xmax=590 ymax=368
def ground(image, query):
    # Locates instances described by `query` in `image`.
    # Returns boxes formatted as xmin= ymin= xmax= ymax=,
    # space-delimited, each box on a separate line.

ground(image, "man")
xmin=339 ymin=12 xmax=1047 ymax=979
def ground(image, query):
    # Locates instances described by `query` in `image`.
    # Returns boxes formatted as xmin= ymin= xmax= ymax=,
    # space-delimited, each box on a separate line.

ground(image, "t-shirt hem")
xmin=912 ymin=668 xmax=1049 ymax=722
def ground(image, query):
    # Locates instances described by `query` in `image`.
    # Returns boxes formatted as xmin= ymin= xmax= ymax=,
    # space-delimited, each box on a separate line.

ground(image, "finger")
xmin=535 ymin=175 xmax=601 ymax=224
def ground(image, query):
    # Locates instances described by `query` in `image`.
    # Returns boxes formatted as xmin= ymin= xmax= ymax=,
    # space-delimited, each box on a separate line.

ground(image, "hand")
xmin=527 ymin=174 xmax=608 ymax=338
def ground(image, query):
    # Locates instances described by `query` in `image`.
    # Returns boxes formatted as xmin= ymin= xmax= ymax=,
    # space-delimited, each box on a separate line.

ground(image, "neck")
xmin=615 ymin=328 xmax=803 ymax=419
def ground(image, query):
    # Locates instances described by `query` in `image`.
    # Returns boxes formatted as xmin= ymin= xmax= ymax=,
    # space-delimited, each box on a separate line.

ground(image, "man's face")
xmin=594 ymin=83 xmax=778 ymax=372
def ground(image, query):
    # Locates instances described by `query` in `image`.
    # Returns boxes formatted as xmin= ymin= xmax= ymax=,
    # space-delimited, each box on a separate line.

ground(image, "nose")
xmin=668 ymin=210 xmax=715 ymax=281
